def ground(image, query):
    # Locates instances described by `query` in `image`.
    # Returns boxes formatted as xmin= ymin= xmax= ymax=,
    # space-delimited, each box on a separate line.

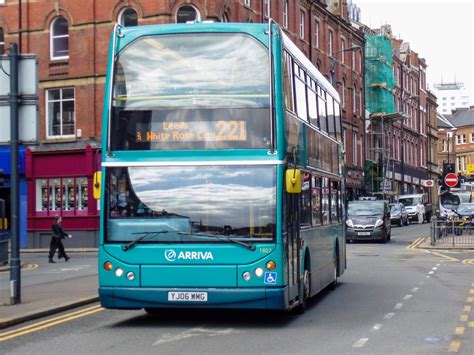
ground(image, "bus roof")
xmin=281 ymin=32 xmax=340 ymax=100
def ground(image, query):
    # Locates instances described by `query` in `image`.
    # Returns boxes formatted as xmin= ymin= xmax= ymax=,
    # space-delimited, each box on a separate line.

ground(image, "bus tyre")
xmin=330 ymin=259 xmax=338 ymax=290
xmin=295 ymin=269 xmax=310 ymax=314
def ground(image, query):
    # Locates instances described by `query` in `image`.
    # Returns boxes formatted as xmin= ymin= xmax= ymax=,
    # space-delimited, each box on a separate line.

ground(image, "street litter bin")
xmin=0 ymin=232 xmax=8 ymax=265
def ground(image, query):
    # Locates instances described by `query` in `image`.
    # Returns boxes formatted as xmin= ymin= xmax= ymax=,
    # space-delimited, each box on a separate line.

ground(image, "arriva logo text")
xmin=164 ymin=249 xmax=214 ymax=262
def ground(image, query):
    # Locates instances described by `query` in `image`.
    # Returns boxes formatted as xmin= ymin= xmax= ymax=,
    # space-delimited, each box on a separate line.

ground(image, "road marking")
xmin=352 ymin=338 xmax=368 ymax=348
xmin=432 ymin=267 xmax=438 ymax=270
xmin=0 ymin=305 xmax=103 ymax=342
xmin=404 ymin=294 xmax=412 ymax=300
xmin=384 ymin=313 xmax=395 ymax=319
xmin=411 ymin=287 xmax=419 ymax=292
xmin=468 ymin=322 xmax=474 ymax=328
xmin=455 ymin=327 xmax=465 ymax=335
xmin=468 ymin=297 xmax=474 ymax=303
xmin=153 ymin=327 xmax=240 ymax=346
xmin=430 ymin=251 xmax=460 ymax=262
xmin=448 ymin=340 xmax=461 ymax=352
xmin=470 ymin=289 xmax=474 ymax=295
xmin=464 ymin=305 xmax=471 ymax=312
xmin=394 ymin=303 xmax=403 ymax=310
xmin=428 ymin=271 xmax=434 ymax=274
xmin=459 ymin=314 xmax=468 ymax=322
xmin=371 ymin=324 xmax=383 ymax=331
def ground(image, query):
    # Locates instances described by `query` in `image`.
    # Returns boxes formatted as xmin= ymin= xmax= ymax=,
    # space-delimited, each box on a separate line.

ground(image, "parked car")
xmin=454 ymin=203 xmax=474 ymax=218
xmin=397 ymin=194 xmax=432 ymax=223
xmin=390 ymin=202 xmax=409 ymax=226
xmin=346 ymin=200 xmax=391 ymax=243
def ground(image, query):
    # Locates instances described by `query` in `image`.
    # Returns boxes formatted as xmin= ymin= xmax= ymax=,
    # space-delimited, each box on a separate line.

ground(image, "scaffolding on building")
xmin=364 ymin=35 xmax=397 ymax=198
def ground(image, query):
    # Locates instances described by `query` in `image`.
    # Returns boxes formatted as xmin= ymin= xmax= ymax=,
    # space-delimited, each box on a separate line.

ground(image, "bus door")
xmin=286 ymin=191 xmax=301 ymax=302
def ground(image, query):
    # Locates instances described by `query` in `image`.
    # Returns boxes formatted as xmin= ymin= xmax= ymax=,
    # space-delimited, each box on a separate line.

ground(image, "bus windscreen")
xmin=110 ymin=33 xmax=270 ymax=150
xmin=105 ymin=166 xmax=276 ymax=243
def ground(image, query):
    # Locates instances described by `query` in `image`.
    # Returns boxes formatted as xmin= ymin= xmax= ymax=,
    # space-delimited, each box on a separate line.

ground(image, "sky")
xmin=354 ymin=0 xmax=474 ymax=104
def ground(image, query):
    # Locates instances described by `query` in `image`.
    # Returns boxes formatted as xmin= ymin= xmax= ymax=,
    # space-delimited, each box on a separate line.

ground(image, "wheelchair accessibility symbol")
xmin=264 ymin=272 xmax=277 ymax=285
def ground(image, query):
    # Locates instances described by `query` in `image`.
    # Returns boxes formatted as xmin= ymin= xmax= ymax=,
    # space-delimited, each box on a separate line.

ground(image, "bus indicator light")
xmin=266 ymin=261 xmax=276 ymax=270
xmin=104 ymin=261 xmax=113 ymax=271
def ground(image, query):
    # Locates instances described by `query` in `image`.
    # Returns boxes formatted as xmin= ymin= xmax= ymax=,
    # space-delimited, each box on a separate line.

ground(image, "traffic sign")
xmin=444 ymin=173 xmax=459 ymax=188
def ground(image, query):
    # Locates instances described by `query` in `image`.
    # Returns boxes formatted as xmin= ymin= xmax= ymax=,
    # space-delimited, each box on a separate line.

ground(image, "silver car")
xmin=390 ymin=203 xmax=409 ymax=226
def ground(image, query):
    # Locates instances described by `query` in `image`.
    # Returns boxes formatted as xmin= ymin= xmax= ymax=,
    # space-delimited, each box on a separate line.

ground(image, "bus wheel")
xmin=295 ymin=269 xmax=310 ymax=314
xmin=330 ymin=257 xmax=338 ymax=290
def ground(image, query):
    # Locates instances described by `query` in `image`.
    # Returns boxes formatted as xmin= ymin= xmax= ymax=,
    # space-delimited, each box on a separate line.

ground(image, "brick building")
xmin=0 ymin=0 xmax=365 ymax=247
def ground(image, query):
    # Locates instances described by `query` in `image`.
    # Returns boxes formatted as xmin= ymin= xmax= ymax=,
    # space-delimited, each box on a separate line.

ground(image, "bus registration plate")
xmin=168 ymin=291 xmax=208 ymax=302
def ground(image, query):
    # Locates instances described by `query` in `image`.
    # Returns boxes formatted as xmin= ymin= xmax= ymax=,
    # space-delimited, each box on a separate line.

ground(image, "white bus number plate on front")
xmin=168 ymin=292 xmax=208 ymax=302
xmin=358 ymin=232 xmax=371 ymax=236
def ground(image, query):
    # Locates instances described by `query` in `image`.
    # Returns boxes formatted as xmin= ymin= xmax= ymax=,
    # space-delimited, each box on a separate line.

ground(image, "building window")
xmin=352 ymin=132 xmax=357 ymax=165
xmin=0 ymin=27 xmax=4 ymax=54
xmin=176 ymin=5 xmax=200 ymax=23
xmin=244 ymin=0 xmax=251 ymax=7
xmin=283 ymin=1 xmax=289 ymax=29
xmin=457 ymin=156 xmax=466 ymax=172
xmin=46 ymin=88 xmax=75 ymax=138
xmin=471 ymin=133 xmax=474 ymax=143
xmin=328 ymin=30 xmax=333 ymax=56
xmin=314 ymin=19 xmax=319 ymax=48
xmin=221 ymin=13 xmax=230 ymax=22
xmin=341 ymin=38 xmax=346 ymax=64
xmin=299 ymin=11 xmax=305 ymax=39
xmin=36 ymin=177 xmax=88 ymax=213
xmin=50 ymin=16 xmax=69 ymax=60
xmin=456 ymin=134 xmax=466 ymax=145
xmin=119 ymin=8 xmax=138 ymax=27
xmin=264 ymin=0 xmax=269 ymax=18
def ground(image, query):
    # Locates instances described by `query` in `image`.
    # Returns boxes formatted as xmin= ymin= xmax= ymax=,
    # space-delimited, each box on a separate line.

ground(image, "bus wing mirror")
xmin=286 ymin=169 xmax=302 ymax=194
xmin=93 ymin=171 xmax=102 ymax=200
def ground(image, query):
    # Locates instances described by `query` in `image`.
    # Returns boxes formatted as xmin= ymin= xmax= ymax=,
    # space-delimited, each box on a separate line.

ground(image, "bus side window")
xmin=283 ymin=51 xmax=295 ymax=112
xmin=330 ymin=180 xmax=338 ymax=223
xmin=300 ymin=172 xmax=312 ymax=227
xmin=311 ymin=176 xmax=322 ymax=226
xmin=321 ymin=177 xmax=330 ymax=225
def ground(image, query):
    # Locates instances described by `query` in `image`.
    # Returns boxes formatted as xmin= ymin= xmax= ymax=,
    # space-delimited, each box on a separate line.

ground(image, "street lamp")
xmin=330 ymin=45 xmax=362 ymax=87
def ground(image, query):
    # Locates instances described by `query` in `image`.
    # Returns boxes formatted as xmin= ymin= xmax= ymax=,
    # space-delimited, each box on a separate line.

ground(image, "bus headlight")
xmin=242 ymin=271 xmax=251 ymax=281
xmin=115 ymin=268 xmax=124 ymax=277
xmin=126 ymin=272 xmax=135 ymax=281
xmin=254 ymin=267 xmax=264 ymax=277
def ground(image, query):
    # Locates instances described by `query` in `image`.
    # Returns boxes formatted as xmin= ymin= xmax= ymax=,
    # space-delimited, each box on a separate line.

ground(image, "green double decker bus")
xmin=98 ymin=21 xmax=346 ymax=313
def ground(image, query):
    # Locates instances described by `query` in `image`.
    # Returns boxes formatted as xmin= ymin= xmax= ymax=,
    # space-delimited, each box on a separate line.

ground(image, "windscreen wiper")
xmin=122 ymin=230 xmax=169 ymax=251
xmin=177 ymin=232 xmax=256 ymax=251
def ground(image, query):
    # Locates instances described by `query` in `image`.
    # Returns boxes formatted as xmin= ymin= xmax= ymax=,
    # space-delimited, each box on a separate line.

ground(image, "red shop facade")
xmin=26 ymin=142 xmax=101 ymax=248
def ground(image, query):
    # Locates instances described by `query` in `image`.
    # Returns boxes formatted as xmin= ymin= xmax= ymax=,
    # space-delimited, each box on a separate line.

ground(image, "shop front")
xmin=26 ymin=143 xmax=101 ymax=248
xmin=0 ymin=146 xmax=28 ymax=248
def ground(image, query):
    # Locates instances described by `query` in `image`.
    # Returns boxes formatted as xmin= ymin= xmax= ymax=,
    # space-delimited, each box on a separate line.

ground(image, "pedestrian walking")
xmin=49 ymin=215 xmax=72 ymax=263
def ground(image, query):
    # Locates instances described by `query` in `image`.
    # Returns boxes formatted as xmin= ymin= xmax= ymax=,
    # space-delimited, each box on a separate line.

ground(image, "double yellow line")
xmin=0 ymin=305 xmax=103 ymax=342
xmin=407 ymin=237 xmax=425 ymax=249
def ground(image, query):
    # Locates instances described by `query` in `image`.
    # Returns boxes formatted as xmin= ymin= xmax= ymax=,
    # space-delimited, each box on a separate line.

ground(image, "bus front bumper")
xmin=99 ymin=286 xmax=288 ymax=310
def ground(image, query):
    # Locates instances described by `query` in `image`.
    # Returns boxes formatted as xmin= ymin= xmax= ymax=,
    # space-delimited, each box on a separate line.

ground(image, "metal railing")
xmin=430 ymin=218 xmax=474 ymax=246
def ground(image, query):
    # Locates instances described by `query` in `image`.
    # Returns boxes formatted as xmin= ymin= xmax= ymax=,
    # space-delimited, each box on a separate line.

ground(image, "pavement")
xmin=0 ymin=237 xmax=473 ymax=330
xmin=0 ymin=249 xmax=99 ymax=329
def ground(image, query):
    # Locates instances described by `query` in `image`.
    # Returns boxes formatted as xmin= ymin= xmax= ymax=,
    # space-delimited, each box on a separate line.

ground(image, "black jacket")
xmin=52 ymin=222 xmax=68 ymax=239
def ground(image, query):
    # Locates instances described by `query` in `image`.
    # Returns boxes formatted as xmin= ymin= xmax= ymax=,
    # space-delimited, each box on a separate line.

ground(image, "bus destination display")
xmin=136 ymin=120 xmax=247 ymax=142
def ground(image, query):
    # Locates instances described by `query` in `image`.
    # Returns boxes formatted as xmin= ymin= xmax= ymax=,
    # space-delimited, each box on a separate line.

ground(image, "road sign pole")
xmin=9 ymin=42 xmax=21 ymax=305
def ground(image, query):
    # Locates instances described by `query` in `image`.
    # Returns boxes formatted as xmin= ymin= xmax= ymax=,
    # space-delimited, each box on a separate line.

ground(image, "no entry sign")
xmin=444 ymin=173 xmax=459 ymax=188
